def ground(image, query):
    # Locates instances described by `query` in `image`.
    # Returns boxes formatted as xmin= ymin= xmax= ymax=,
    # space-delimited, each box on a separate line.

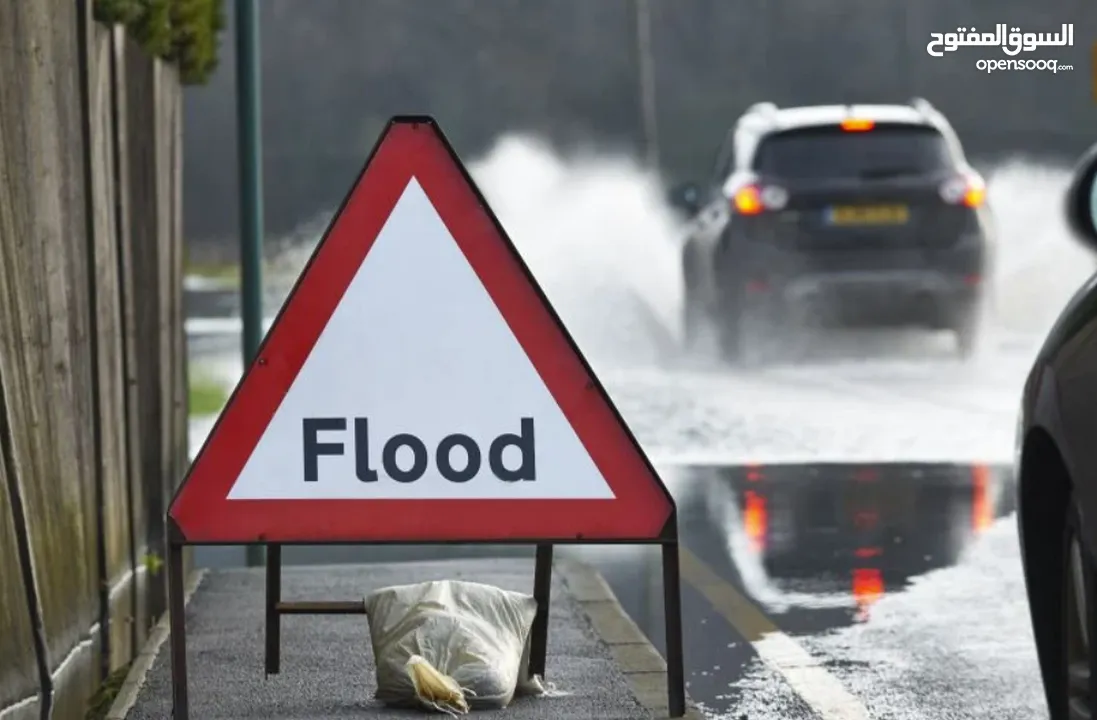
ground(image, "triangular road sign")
xmin=170 ymin=116 xmax=675 ymax=544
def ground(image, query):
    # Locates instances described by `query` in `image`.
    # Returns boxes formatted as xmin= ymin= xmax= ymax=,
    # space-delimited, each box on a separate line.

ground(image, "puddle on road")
xmin=695 ymin=461 xmax=1015 ymax=623
xmin=577 ymin=461 xmax=1016 ymax=655
xmin=615 ymin=461 xmax=1019 ymax=719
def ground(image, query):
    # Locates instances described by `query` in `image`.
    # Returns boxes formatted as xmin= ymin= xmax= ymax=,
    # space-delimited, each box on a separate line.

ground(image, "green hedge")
xmin=93 ymin=0 xmax=225 ymax=85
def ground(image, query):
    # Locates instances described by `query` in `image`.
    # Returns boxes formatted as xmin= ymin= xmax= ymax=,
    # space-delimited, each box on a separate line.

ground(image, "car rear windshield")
xmin=752 ymin=125 xmax=955 ymax=180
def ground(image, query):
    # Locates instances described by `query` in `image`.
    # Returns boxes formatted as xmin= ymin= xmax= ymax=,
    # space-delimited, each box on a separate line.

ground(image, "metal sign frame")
xmin=167 ymin=527 xmax=685 ymax=717
xmin=166 ymin=115 xmax=685 ymax=718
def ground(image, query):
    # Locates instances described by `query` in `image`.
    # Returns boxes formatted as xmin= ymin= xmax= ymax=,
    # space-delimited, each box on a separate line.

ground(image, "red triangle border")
xmin=170 ymin=117 xmax=675 ymax=544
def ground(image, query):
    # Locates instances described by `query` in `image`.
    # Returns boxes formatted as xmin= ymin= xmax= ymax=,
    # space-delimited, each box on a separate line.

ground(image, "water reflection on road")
xmin=566 ymin=462 xmax=1016 ymax=716
xmin=678 ymin=462 xmax=1010 ymax=619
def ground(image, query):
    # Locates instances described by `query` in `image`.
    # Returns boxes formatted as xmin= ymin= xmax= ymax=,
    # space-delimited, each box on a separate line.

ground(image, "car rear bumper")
xmin=752 ymin=270 xmax=983 ymax=327
xmin=713 ymin=220 xmax=990 ymax=327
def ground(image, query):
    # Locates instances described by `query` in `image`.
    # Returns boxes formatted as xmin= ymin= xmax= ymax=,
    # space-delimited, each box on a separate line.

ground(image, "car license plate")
xmin=827 ymin=204 xmax=910 ymax=226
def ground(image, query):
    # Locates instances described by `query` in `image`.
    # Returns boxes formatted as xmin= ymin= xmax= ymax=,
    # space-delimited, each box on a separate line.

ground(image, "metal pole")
xmin=898 ymin=3 xmax=913 ymax=95
xmin=235 ymin=0 xmax=265 ymax=568
xmin=264 ymin=543 xmax=282 ymax=675
xmin=662 ymin=540 xmax=686 ymax=717
xmin=635 ymin=0 xmax=660 ymax=169
xmin=168 ymin=541 xmax=190 ymax=719
xmin=1091 ymin=41 xmax=1097 ymax=104
xmin=528 ymin=544 xmax=554 ymax=678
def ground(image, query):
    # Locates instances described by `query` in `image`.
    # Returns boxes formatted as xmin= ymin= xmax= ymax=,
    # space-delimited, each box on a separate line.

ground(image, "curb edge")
xmin=554 ymin=558 xmax=704 ymax=720
xmin=104 ymin=568 xmax=207 ymax=720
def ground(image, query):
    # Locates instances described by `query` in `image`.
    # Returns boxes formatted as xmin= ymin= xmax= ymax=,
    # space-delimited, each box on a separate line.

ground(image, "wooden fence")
xmin=0 ymin=1 xmax=188 ymax=717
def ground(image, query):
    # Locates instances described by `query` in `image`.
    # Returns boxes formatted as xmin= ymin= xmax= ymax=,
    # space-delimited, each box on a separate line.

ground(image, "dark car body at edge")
xmin=671 ymin=99 xmax=995 ymax=364
xmin=1016 ymin=140 xmax=1097 ymax=720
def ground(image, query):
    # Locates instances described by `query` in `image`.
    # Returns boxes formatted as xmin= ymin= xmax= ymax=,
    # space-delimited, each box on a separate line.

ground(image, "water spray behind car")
xmin=272 ymin=135 xmax=1091 ymax=371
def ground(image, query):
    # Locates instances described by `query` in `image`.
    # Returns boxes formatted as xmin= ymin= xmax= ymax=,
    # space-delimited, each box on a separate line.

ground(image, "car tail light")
xmin=840 ymin=118 xmax=875 ymax=132
xmin=742 ymin=490 xmax=767 ymax=551
xmin=733 ymin=185 xmax=763 ymax=214
xmin=731 ymin=184 xmax=788 ymax=215
xmin=939 ymin=172 xmax=987 ymax=208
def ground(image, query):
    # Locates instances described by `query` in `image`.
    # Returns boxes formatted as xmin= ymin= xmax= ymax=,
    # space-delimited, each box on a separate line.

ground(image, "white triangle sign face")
xmin=170 ymin=117 xmax=674 ymax=545
xmin=227 ymin=179 xmax=615 ymax=501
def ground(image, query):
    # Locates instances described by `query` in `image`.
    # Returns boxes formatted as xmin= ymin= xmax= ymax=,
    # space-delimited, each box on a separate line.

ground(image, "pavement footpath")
xmin=106 ymin=557 xmax=704 ymax=719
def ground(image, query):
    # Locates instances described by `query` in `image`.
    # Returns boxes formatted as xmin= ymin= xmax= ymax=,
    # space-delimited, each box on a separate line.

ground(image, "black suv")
xmin=671 ymin=99 xmax=994 ymax=365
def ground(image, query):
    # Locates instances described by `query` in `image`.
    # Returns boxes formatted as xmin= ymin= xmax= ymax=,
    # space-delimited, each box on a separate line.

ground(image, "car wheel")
xmin=954 ymin=314 xmax=980 ymax=360
xmin=682 ymin=285 xmax=706 ymax=351
xmin=719 ymin=307 xmax=770 ymax=369
xmin=736 ymin=311 xmax=767 ymax=368
xmin=681 ymin=247 xmax=707 ymax=351
xmin=715 ymin=312 xmax=742 ymax=364
xmin=1063 ymin=500 xmax=1096 ymax=720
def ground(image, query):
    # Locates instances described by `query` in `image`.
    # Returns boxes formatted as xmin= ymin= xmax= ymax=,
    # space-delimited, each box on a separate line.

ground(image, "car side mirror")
xmin=1065 ymin=142 xmax=1097 ymax=249
xmin=667 ymin=181 xmax=702 ymax=217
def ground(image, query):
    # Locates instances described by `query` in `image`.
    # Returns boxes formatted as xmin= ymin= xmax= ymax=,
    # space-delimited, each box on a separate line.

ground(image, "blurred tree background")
xmin=182 ymin=0 xmax=1097 ymax=253
xmin=94 ymin=0 xmax=224 ymax=83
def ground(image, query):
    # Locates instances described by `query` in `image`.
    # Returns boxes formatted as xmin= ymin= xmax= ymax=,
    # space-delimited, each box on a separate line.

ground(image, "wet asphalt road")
xmin=189 ymin=451 xmax=1038 ymax=719
xmin=186 ymin=285 xmax=1047 ymax=719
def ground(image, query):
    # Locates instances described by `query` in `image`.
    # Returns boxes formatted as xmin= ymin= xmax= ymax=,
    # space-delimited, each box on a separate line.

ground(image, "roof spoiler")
xmin=909 ymin=97 xmax=936 ymax=115
xmin=746 ymin=102 xmax=778 ymax=115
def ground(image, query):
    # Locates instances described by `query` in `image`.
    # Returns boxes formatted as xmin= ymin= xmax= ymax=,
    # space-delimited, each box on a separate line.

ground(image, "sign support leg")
xmin=168 ymin=540 xmax=189 ymax=719
xmin=265 ymin=543 xmax=282 ymax=675
xmin=662 ymin=539 xmax=686 ymax=717
xmin=528 ymin=543 xmax=553 ymax=678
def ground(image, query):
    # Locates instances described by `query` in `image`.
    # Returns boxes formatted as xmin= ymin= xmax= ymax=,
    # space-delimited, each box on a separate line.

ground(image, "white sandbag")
xmin=364 ymin=579 xmax=545 ymax=714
